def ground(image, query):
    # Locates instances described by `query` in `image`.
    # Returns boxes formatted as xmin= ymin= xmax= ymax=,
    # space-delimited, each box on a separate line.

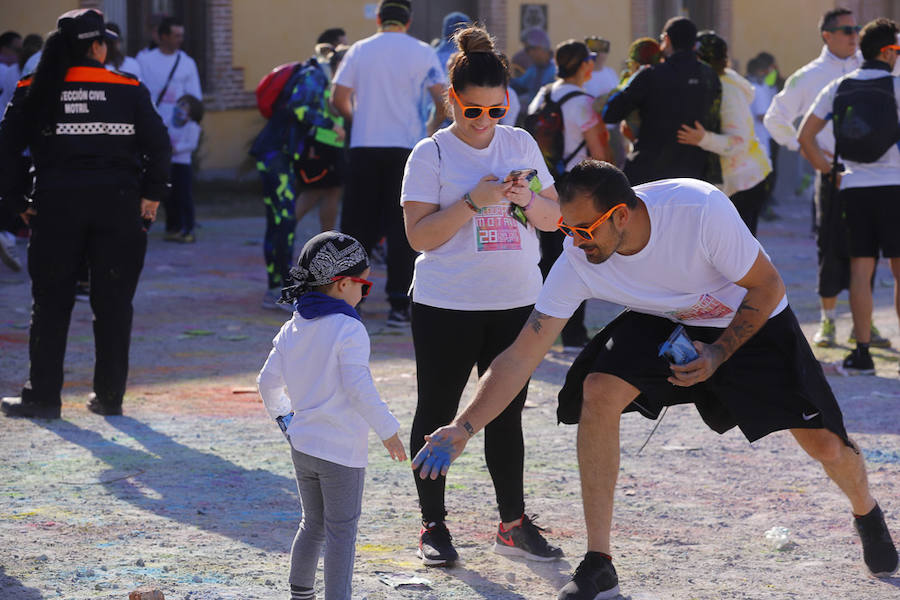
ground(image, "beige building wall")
xmin=7 ymin=1 xmax=78 ymax=38
xmin=730 ymin=0 xmax=835 ymax=77
xmin=504 ymin=1 xmax=631 ymax=75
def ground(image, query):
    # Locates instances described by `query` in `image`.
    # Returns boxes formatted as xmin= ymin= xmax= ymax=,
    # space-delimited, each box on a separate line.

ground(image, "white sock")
xmin=821 ymin=308 xmax=836 ymax=322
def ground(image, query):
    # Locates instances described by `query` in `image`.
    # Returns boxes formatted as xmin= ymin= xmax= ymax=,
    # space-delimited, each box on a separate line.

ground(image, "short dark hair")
xmin=559 ymin=160 xmax=638 ymax=213
xmin=819 ymin=8 xmax=853 ymax=32
xmin=0 ymin=31 xmax=22 ymax=50
xmin=755 ymin=51 xmax=775 ymax=69
xmin=860 ymin=18 xmax=899 ymax=61
xmin=663 ymin=17 xmax=697 ymax=52
xmin=158 ymin=17 xmax=183 ymax=37
xmin=177 ymin=93 xmax=204 ymax=122
xmin=317 ymin=28 xmax=346 ymax=46
xmin=378 ymin=0 xmax=411 ymax=26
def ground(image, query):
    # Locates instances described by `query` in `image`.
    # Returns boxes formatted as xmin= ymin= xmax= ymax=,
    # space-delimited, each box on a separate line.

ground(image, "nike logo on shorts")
xmin=802 ymin=412 xmax=820 ymax=421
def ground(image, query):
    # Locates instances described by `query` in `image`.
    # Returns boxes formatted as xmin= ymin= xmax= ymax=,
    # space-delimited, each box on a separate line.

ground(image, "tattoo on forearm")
xmin=737 ymin=301 xmax=759 ymax=313
xmin=715 ymin=301 xmax=763 ymax=359
xmin=527 ymin=310 xmax=551 ymax=334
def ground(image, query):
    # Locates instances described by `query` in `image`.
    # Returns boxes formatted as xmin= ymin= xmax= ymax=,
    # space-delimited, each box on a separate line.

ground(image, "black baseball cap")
xmin=57 ymin=9 xmax=118 ymax=43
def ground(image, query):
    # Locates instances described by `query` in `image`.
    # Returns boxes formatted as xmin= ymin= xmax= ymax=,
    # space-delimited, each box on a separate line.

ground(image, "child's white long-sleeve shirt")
xmin=257 ymin=312 xmax=399 ymax=468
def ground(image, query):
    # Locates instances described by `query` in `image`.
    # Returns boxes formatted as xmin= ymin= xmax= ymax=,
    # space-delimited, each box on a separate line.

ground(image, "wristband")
xmin=463 ymin=192 xmax=479 ymax=213
xmin=523 ymin=190 xmax=536 ymax=211
xmin=462 ymin=421 xmax=476 ymax=438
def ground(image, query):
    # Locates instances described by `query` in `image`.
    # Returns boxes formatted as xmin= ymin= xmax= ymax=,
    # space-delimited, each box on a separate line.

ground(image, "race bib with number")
xmin=474 ymin=204 xmax=522 ymax=252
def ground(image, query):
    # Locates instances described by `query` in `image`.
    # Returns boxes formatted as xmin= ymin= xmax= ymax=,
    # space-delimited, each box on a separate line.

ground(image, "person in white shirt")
xmin=583 ymin=36 xmax=624 ymax=167
xmin=332 ymin=0 xmax=447 ymax=327
xmin=105 ymin=23 xmax=142 ymax=80
xmin=799 ymin=18 xmax=900 ymax=375
xmin=136 ymin=17 xmax=201 ymax=237
xmin=257 ymin=231 xmax=406 ymax=600
xmin=402 ymin=25 xmax=562 ymax=568
xmin=763 ymin=8 xmax=890 ymax=349
xmin=527 ymin=39 xmax=609 ymax=351
xmin=412 ymin=161 xmax=899 ymax=598
xmin=166 ymin=94 xmax=202 ymax=242
xmin=135 ymin=17 xmax=201 ymax=121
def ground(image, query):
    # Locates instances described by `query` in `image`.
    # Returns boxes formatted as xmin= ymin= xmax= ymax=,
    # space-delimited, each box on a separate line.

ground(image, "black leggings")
xmin=410 ymin=302 xmax=532 ymax=523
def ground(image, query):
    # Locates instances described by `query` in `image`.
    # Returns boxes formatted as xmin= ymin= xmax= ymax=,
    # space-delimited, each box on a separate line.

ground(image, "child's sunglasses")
xmin=331 ymin=276 xmax=373 ymax=297
xmin=557 ymin=203 xmax=626 ymax=241
xmin=449 ymin=86 xmax=509 ymax=120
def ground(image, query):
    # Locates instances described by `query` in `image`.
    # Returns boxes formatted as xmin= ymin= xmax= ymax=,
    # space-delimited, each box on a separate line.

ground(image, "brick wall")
xmin=207 ymin=0 xmax=254 ymax=111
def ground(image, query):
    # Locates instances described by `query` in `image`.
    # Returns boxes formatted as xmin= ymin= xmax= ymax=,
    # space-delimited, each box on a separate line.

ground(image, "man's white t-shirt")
xmin=257 ymin=313 xmax=400 ymax=469
xmin=527 ymin=81 xmax=598 ymax=172
xmin=537 ymin=178 xmax=788 ymax=327
xmin=333 ymin=32 xmax=446 ymax=149
xmin=809 ymin=66 xmax=900 ymax=190
xmin=401 ymin=125 xmax=555 ymax=310
xmin=584 ymin=65 xmax=618 ymax=98
xmin=136 ymin=48 xmax=202 ymax=128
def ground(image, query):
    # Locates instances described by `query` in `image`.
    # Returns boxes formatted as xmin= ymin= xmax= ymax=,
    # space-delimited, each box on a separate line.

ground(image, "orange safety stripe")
xmin=17 ymin=67 xmax=139 ymax=88
xmin=65 ymin=66 xmax=139 ymax=86
xmin=300 ymin=168 xmax=328 ymax=184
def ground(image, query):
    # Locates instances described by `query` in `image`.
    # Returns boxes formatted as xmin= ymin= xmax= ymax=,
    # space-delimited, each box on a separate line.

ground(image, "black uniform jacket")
xmin=0 ymin=59 xmax=171 ymax=214
xmin=603 ymin=50 xmax=722 ymax=185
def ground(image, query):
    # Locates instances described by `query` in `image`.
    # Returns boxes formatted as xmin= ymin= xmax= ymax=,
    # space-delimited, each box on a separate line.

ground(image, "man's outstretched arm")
xmin=411 ymin=309 xmax=566 ymax=479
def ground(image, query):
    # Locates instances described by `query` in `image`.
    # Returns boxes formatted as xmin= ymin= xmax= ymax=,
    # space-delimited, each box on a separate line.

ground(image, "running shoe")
xmin=557 ymin=553 xmax=620 ymax=599
xmin=848 ymin=324 xmax=891 ymax=348
xmin=854 ymin=504 xmax=899 ymax=578
xmin=493 ymin=514 xmax=563 ymax=561
xmin=417 ymin=521 xmax=458 ymax=566
xmin=842 ymin=347 xmax=875 ymax=375
xmin=813 ymin=317 xmax=836 ymax=347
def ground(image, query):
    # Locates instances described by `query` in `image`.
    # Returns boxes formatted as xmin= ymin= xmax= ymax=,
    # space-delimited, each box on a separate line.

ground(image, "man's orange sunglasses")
xmin=557 ymin=203 xmax=626 ymax=240
xmin=881 ymin=44 xmax=900 ymax=53
xmin=449 ymin=86 xmax=509 ymax=120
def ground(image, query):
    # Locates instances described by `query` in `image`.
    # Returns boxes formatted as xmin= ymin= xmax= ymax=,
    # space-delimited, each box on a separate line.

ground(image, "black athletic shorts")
xmin=294 ymin=141 xmax=344 ymax=189
xmin=557 ymin=307 xmax=851 ymax=446
xmin=840 ymin=185 xmax=900 ymax=258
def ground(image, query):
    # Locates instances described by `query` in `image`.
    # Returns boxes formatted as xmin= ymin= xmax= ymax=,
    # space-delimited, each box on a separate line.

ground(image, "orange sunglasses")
xmin=557 ymin=203 xmax=626 ymax=241
xmin=881 ymin=44 xmax=900 ymax=53
xmin=449 ymin=86 xmax=509 ymax=120
xmin=330 ymin=276 xmax=373 ymax=297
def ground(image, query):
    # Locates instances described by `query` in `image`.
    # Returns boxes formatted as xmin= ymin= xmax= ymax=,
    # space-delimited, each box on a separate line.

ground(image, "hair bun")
xmin=455 ymin=26 xmax=494 ymax=55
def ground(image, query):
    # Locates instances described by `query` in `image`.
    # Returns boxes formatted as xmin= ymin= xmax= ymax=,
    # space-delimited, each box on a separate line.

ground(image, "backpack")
xmin=524 ymin=84 xmax=589 ymax=178
xmin=256 ymin=61 xmax=304 ymax=118
xmin=832 ymin=75 xmax=900 ymax=163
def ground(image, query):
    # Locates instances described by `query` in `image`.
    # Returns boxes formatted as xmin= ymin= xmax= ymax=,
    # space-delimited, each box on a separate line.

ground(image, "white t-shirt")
xmin=333 ymin=32 xmax=446 ymax=149
xmin=110 ymin=56 xmax=143 ymax=81
xmin=401 ymin=125 xmax=554 ymax=310
xmin=136 ymin=48 xmax=202 ymax=128
xmin=528 ymin=81 xmax=598 ymax=172
xmin=750 ymin=80 xmax=775 ymax=159
xmin=257 ymin=312 xmax=400 ymax=468
xmin=584 ymin=65 xmax=618 ymax=98
xmin=169 ymin=120 xmax=201 ymax=165
xmin=809 ymin=66 xmax=900 ymax=190
xmin=537 ymin=178 xmax=788 ymax=328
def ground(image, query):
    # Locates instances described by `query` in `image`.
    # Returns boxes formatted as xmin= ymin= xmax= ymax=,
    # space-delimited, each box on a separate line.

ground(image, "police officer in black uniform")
xmin=0 ymin=9 xmax=170 ymax=419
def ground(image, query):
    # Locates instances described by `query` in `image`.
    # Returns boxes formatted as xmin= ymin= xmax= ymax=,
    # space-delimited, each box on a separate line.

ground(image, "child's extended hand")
xmin=382 ymin=433 xmax=407 ymax=462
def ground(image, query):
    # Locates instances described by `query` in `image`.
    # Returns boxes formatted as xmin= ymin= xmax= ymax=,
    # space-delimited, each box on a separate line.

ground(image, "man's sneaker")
xmin=848 ymin=324 xmax=892 ymax=348
xmin=163 ymin=231 xmax=182 ymax=242
xmin=386 ymin=307 xmax=410 ymax=327
xmin=0 ymin=231 xmax=22 ymax=272
xmin=417 ymin=521 xmax=458 ymax=566
xmin=493 ymin=514 xmax=563 ymax=561
xmin=557 ymin=553 xmax=620 ymax=600
xmin=813 ymin=317 xmax=836 ymax=347
xmin=0 ymin=397 xmax=61 ymax=419
xmin=261 ymin=289 xmax=293 ymax=312
xmin=854 ymin=504 xmax=899 ymax=577
xmin=842 ymin=347 xmax=875 ymax=375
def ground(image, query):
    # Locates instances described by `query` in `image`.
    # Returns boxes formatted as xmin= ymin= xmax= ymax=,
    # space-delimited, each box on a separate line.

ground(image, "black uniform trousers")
xmin=22 ymin=184 xmax=146 ymax=409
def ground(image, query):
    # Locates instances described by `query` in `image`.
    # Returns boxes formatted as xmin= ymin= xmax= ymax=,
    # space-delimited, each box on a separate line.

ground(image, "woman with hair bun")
xmin=402 ymin=25 xmax=563 ymax=567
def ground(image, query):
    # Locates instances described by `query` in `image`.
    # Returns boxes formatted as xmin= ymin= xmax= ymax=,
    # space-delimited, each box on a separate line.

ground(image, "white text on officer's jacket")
xmin=61 ymin=89 xmax=107 ymax=114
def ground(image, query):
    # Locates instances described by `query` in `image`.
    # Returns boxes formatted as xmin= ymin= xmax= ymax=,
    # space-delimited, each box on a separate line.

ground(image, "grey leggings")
xmin=289 ymin=447 xmax=366 ymax=600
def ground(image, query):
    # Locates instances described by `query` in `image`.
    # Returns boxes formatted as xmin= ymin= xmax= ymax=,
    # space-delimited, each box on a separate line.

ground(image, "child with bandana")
xmin=257 ymin=231 xmax=407 ymax=600
xmin=166 ymin=93 xmax=202 ymax=242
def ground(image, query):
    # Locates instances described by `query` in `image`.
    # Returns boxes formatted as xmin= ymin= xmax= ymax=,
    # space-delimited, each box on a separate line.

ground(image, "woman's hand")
xmin=140 ymin=198 xmax=160 ymax=222
xmin=504 ymin=176 xmax=532 ymax=207
xmin=677 ymin=120 xmax=706 ymax=146
xmin=469 ymin=175 xmax=511 ymax=209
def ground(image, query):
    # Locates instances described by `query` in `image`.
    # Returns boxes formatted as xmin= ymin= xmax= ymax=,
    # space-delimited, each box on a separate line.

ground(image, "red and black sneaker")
xmin=493 ymin=514 xmax=563 ymax=561
xmin=417 ymin=521 xmax=458 ymax=566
